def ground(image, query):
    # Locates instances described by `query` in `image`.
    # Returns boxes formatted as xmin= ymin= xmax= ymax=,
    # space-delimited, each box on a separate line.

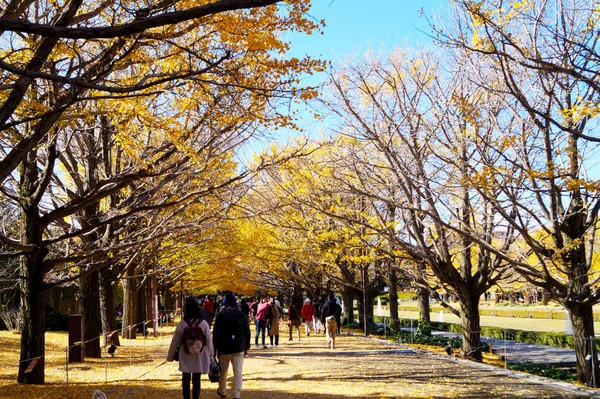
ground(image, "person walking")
xmin=167 ymin=296 xmax=214 ymax=399
xmin=287 ymin=299 xmax=302 ymax=341
xmin=320 ymin=293 xmax=339 ymax=349
xmin=335 ymin=296 xmax=343 ymax=334
xmin=313 ymin=298 xmax=323 ymax=334
xmin=254 ymin=297 xmax=269 ymax=348
xmin=213 ymin=293 xmax=251 ymax=399
xmin=239 ymin=298 xmax=250 ymax=321
xmin=269 ymin=298 xmax=282 ymax=347
xmin=301 ymin=298 xmax=315 ymax=337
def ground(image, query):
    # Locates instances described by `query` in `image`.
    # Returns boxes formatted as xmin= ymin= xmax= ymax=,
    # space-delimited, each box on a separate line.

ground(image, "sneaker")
xmin=256 ymin=344 xmax=260 ymax=349
xmin=262 ymin=345 xmax=268 ymax=349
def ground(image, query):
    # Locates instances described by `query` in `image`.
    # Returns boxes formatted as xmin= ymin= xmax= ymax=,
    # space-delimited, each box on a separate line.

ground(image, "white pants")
xmin=313 ymin=318 xmax=322 ymax=333
xmin=218 ymin=351 xmax=244 ymax=399
xmin=304 ymin=319 xmax=313 ymax=335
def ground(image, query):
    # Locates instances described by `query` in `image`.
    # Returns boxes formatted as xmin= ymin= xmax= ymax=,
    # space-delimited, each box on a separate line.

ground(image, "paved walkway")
xmin=242 ymin=332 xmax=600 ymax=398
xmin=391 ymin=324 xmax=578 ymax=365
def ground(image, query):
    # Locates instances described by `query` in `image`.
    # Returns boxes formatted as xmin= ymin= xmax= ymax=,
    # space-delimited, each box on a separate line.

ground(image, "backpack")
xmin=224 ymin=312 xmax=245 ymax=345
xmin=182 ymin=318 xmax=206 ymax=354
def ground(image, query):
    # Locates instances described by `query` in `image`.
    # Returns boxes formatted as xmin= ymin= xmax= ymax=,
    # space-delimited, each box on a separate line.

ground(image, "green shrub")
xmin=376 ymin=294 xmax=390 ymax=306
xmin=508 ymin=362 xmax=576 ymax=381
xmin=417 ymin=320 xmax=432 ymax=336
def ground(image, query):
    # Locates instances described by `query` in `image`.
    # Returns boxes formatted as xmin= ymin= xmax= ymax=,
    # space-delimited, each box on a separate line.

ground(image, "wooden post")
xmin=152 ymin=276 xmax=158 ymax=338
xmin=68 ymin=314 xmax=83 ymax=363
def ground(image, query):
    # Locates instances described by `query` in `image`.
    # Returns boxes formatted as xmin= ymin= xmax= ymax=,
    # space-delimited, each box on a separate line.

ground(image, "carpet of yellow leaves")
xmin=0 ymin=325 xmax=596 ymax=399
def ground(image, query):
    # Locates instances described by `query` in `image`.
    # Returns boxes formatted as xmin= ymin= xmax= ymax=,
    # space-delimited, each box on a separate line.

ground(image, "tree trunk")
xmin=342 ymin=290 xmax=354 ymax=324
xmin=136 ymin=279 xmax=147 ymax=335
xmin=121 ymin=269 xmax=136 ymax=339
xmin=417 ymin=287 xmax=431 ymax=335
xmin=17 ymin=151 xmax=47 ymax=384
xmin=388 ymin=264 xmax=399 ymax=330
xmin=570 ymin=304 xmax=600 ymax=386
xmin=144 ymin=281 xmax=153 ymax=336
xmin=99 ymin=267 xmax=120 ymax=347
xmin=79 ymin=269 xmax=102 ymax=358
xmin=459 ymin=293 xmax=482 ymax=361
xmin=18 ymin=251 xmax=46 ymax=384
xmin=362 ymin=265 xmax=369 ymax=336
xmin=542 ymin=290 xmax=549 ymax=306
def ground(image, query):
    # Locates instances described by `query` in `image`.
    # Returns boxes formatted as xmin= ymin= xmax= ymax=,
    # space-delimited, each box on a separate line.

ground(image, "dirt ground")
xmin=1 ymin=326 xmax=599 ymax=399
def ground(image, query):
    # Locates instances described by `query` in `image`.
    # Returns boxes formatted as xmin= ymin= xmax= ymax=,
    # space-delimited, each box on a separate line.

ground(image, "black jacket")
xmin=212 ymin=307 xmax=251 ymax=355
xmin=320 ymin=300 xmax=338 ymax=323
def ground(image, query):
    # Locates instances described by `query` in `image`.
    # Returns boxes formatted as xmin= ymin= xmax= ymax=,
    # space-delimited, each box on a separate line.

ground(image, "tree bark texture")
xmin=17 ymin=151 xmax=46 ymax=384
xmin=417 ymin=287 xmax=431 ymax=326
xmin=569 ymin=304 xmax=600 ymax=386
xmin=99 ymin=267 xmax=120 ymax=347
xmin=459 ymin=293 xmax=482 ymax=362
xmin=121 ymin=268 xmax=136 ymax=339
xmin=79 ymin=269 xmax=102 ymax=358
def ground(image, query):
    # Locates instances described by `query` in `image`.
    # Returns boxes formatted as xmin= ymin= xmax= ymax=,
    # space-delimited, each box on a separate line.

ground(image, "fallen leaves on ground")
xmin=0 ymin=325 xmax=594 ymax=398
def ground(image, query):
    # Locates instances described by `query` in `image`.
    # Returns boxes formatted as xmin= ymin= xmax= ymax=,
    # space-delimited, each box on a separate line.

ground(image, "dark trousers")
xmin=182 ymin=372 xmax=201 ymax=399
xmin=255 ymin=319 xmax=266 ymax=346
xmin=270 ymin=334 xmax=279 ymax=346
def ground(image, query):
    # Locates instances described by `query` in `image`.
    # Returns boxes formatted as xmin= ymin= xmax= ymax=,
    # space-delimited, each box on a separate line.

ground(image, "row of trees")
xmin=2 ymin=0 xmax=599 ymax=389
xmin=0 ymin=0 xmax=325 ymax=384
xmin=222 ymin=0 xmax=600 ymax=387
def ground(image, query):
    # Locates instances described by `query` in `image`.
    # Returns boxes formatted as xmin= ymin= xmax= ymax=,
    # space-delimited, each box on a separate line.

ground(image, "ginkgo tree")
xmin=320 ymin=47 xmax=517 ymax=361
xmin=240 ymin=141 xmax=390 ymax=331
xmin=0 ymin=0 xmax=326 ymax=384
xmin=434 ymin=0 xmax=600 ymax=384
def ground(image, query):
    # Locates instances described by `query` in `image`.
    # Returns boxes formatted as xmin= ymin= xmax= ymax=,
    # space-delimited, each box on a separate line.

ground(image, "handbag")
xmin=208 ymin=357 xmax=221 ymax=383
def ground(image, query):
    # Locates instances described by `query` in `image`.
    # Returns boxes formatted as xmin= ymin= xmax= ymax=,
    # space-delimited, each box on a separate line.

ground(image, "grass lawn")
xmin=373 ymin=301 xmax=600 ymax=333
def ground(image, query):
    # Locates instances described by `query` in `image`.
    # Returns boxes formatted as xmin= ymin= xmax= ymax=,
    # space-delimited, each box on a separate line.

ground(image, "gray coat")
xmin=167 ymin=318 xmax=214 ymax=373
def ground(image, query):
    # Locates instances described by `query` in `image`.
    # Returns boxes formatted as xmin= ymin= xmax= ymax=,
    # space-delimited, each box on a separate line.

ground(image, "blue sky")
xmin=287 ymin=0 xmax=447 ymax=61
xmin=249 ymin=0 xmax=448 ymax=151
xmin=270 ymin=0 xmax=448 ymax=141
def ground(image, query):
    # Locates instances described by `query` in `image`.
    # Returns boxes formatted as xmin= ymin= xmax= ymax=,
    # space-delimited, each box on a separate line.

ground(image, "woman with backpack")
xmin=167 ymin=296 xmax=214 ymax=399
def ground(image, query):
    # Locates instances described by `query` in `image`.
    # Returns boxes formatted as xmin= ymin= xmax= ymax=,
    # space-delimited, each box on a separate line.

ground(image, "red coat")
xmin=301 ymin=303 xmax=314 ymax=321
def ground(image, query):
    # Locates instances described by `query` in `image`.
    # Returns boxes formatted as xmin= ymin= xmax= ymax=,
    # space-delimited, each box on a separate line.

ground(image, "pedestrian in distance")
xmin=239 ymin=297 xmax=250 ymax=321
xmin=269 ymin=298 xmax=282 ymax=347
xmin=313 ymin=298 xmax=323 ymax=334
xmin=213 ymin=293 xmax=251 ymax=399
xmin=320 ymin=293 xmax=339 ymax=349
xmin=287 ymin=299 xmax=302 ymax=341
xmin=301 ymin=298 xmax=315 ymax=337
xmin=254 ymin=296 xmax=269 ymax=348
xmin=167 ymin=296 xmax=214 ymax=399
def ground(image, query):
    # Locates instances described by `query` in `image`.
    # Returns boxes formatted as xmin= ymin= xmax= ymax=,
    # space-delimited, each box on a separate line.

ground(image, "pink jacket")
xmin=255 ymin=302 xmax=269 ymax=322
xmin=167 ymin=318 xmax=214 ymax=373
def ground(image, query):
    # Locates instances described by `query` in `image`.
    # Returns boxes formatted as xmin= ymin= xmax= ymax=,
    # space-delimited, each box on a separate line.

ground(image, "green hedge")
xmin=508 ymin=362 xmax=576 ymax=381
